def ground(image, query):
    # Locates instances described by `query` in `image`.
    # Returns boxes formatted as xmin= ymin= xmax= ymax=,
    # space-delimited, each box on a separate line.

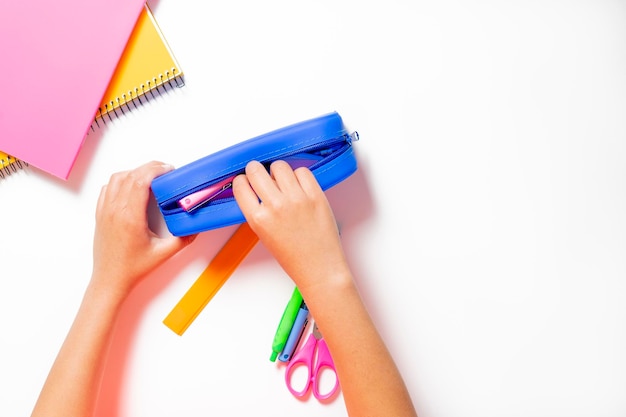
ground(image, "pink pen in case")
xmin=179 ymin=175 xmax=235 ymax=212
xmin=178 ymin=154 xmax=323 ymax=212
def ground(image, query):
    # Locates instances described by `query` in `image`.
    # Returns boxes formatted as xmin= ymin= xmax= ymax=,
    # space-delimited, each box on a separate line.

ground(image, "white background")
xmin=2 ymin=1 xmax=625 ymax=416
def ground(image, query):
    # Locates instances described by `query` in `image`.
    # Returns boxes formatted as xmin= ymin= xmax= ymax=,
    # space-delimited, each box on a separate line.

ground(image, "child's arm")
xmin=30 ymin=161 xmax=195 ymax=417
xmin=233 ymin=160 xmax=418 ymax=417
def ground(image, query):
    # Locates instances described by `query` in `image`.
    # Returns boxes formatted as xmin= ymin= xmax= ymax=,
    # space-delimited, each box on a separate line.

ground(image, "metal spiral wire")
xmin=0 ymin=154 xmax=28 ymax=179
xmin=91 ymin=67 xmax=185 ymax=130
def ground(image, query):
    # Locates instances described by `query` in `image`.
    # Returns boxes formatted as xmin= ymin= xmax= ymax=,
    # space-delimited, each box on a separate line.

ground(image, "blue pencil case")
xmin=151 ymin=111 xmax=359 ymax=236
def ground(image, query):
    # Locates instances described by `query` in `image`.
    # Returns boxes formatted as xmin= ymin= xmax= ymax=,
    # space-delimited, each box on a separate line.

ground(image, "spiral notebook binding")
xmin=0 ymin=154 xmax=28 ymax=179
xmin=92 ymin=67 xmax=185 ymax=129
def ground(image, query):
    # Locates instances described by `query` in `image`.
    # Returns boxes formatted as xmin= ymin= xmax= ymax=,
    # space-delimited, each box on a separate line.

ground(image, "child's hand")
xmin=232 ymin=160 xmax=351 ymax=294
xmin=91 ymin=161 xmax=196 ymax=297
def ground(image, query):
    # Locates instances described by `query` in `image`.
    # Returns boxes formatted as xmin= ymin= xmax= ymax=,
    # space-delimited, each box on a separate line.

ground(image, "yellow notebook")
xmin=0 ymin=151 xmax=27 ymax=179
xmin=94 ymin=3 xmax=184 ymax=123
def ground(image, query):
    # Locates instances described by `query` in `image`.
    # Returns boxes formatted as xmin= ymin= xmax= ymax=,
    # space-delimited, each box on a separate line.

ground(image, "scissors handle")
xmin=311 ymin=338 xmax=339 ymax=400
xmin=285 ymin=333 xmax=316 ymax=397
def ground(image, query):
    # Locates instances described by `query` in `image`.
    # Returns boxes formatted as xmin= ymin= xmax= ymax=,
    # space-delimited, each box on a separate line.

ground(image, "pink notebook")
xmin=0 ymin=0 xmax=147 ymax=180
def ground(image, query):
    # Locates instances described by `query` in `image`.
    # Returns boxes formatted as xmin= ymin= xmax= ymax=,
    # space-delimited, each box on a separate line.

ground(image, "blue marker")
xmin=278 ymin=303 xmax=309 ymax=362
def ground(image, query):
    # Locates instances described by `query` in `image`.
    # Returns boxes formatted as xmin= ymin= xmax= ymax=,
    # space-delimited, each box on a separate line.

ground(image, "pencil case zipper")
xmin=158 ymin=132 xmax=358 ymax=215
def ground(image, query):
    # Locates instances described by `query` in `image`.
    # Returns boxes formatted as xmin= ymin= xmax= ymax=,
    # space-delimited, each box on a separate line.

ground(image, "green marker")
xmin=270 ymin=286 xmax=303 ymax=362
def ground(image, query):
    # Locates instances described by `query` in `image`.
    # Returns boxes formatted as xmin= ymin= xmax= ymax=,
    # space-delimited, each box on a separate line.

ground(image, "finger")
xmin=126 ymin=161 xmax=174 ymax=194
xmin=134 ymin=160 xmax=175 ymax=180
xmin=153 ymin=233 xmax=198 ymax=262
xmin=269 ymin=160 xmax=301 ymax=194
xmin=232 ymin=173 xmax=261 ymax=215
xmin=95 ymin=185 xmax=108 ymax=217
xmin=242 ymin=160 xmax=281 ymax=202
xmin=293 ymin=166 xmax=324 ymax=196
xmin=98 ymin=170 xmax=128 ymax=214
xmin=117 ymin=161 xmax=175 ymax=211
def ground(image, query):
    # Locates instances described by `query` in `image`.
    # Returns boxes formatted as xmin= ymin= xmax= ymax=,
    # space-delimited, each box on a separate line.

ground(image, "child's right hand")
xmin=232 ymin=160 xmax=352 ymax=295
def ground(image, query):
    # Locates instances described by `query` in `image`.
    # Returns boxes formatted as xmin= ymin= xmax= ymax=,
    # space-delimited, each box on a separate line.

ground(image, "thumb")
xmin=153 ymin=233 xmax=198 ymax=263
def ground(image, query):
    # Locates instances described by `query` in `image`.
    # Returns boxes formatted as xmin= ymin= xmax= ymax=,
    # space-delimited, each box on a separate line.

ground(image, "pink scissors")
xmin=284 ymin=322 xmax=339 ymax=400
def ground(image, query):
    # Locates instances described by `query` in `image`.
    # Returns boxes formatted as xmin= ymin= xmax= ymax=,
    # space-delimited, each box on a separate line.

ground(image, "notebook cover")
xmin=0 ymin=0 xmax=147 ymax=180
xmin=96 ymin=3 xmax=184 ymax=120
